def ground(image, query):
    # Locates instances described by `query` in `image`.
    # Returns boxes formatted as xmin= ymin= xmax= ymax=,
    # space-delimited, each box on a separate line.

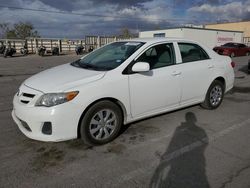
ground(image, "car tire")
xmin=246 ymin=52 xmax=250 ymax=56
xmin=201 ymin=80 xmax=225 ymax=110
xmin=230 ymin=52 xmax=235 ymax=58
xmin=80 ymin=100 xmax=123 ymax=146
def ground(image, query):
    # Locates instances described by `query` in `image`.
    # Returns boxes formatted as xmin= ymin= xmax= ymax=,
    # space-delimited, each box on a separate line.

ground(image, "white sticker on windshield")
xmin=125 ymin=42 xmax=141 ymax=46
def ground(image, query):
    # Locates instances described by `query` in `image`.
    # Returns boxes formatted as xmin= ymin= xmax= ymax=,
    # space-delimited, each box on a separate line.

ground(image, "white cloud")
xmin=188 ymin=1 xmax=250 ymax=21
xmin=3 ymin=0 xmax=237 ymax=37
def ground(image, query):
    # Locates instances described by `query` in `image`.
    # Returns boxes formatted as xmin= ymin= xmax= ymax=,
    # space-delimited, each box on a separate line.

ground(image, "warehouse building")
xmin=139 ymin=27 xmax=243 ymax=48
xmin=205 ymin=21 xmax=250 ymax=45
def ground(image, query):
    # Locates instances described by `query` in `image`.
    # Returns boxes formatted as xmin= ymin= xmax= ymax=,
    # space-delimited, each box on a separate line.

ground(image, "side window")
xmin=136 ymin=43 xmax=175 ymax=69
xmin=239 ymin=44 xmax=246 ymax=48
xmin=178 ymin=43 xmax=209 ymax=63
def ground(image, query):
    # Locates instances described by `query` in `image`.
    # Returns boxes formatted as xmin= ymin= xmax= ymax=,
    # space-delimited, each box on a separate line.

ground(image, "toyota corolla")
xmin=12 ymin=38 xmax=235 ymax=145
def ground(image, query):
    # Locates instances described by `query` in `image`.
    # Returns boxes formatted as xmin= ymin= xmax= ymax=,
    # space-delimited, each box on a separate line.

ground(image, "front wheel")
xmin=80 ymin=101 xmax=123 ymax=146
xmin=201 ymin=80 xmax=224 ymax=110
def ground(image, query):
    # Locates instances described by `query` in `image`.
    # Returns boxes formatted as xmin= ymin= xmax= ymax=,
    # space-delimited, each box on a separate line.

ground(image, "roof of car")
xmin=125 ymin=37 xmax=196 ymax=44
xmin=224 ymin=42 xmax=244 ymax=45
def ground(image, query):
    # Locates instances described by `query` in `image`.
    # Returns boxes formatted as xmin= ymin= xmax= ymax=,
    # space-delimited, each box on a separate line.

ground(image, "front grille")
xmin=23 ymin=93 xmax=35 ymax=98
xmin=20 ymin=92 xmax=36 ymax=104
xmin=20 ymin=100 xmax=29 ymax=104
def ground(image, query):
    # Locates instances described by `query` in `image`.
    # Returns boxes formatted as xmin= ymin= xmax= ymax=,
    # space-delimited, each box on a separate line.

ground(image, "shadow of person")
xmin=150 ymin=112 xmax=210 ymax=188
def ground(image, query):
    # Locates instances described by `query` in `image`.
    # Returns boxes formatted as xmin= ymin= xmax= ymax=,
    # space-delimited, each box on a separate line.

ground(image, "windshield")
xmin=71 ymin=41 xmax=145 ymax=71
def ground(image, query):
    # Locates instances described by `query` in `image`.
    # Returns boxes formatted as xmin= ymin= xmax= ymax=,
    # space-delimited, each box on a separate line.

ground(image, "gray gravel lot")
xmin=0 ymin=54 xmax=250 ymax=188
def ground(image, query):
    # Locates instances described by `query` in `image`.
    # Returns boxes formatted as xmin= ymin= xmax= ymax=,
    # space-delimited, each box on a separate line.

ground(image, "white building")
xmin=139 ymin=27 xmax=243 ymax=48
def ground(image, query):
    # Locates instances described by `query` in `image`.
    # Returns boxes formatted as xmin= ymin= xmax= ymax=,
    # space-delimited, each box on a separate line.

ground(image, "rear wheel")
xmin=80 ymin=100 xmax=123 ymax=146
xmin=201 ymin=80 xmax=224 ymax=110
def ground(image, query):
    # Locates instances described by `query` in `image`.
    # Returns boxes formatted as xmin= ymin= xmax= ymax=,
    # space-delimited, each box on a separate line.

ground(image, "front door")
xmin=128 ymin=43 xmax=181 ymax=118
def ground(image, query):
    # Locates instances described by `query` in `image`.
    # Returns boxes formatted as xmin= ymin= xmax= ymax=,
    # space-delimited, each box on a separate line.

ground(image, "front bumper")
xmin=12 ymin=85 xmax=82 ymax=142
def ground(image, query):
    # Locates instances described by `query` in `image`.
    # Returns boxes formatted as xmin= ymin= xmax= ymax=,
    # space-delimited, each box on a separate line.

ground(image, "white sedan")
xmin=12 ymin=38 xmax=235 ymax=145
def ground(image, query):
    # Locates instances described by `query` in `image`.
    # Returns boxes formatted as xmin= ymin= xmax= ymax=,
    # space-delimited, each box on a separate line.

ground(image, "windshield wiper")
xmin=71 ymin=60 xmax=97 ymax=70
xmin=71 ymin=60 xmax=110 ymax=71
xmin=79 ymin=63 xmax=99 ymax=70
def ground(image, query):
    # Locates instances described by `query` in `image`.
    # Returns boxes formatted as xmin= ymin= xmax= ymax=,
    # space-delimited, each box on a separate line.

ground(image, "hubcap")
xmin=209 ymin=85 xmax=223 ymax=106
xmin=89 ymin=109 xmax=117 ymax=140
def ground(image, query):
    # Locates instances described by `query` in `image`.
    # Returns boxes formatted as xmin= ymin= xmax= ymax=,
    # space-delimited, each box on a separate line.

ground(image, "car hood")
xmin=24 ymin=63 xmax=106 ymax=93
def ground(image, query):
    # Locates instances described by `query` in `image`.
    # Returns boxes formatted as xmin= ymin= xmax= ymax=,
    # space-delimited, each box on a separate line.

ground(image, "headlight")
xmin=35 ymin=91 xmax=79 ymax=107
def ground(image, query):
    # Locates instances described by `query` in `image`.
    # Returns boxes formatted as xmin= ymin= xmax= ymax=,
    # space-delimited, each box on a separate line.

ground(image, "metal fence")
xmin=85 ymin=36 xmax=132 ymax=51
xmin=0 ymin=36 xmax=133 ymax=54
xmin=0 ymin=38 xmax=85 ymax=54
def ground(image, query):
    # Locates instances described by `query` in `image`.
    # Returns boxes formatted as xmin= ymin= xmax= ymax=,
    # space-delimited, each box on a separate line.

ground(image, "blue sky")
xmin=0 ymin=0 xmax=249 ymax=38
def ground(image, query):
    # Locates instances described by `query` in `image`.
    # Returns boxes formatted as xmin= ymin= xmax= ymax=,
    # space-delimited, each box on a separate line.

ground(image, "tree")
xmin=6 ymin=30 xmax=16 ymax=39
xmin=120 ymin=27 xmax=133 ymax=38
xmin=0 ymin=23 xmax=10 ymax=38
xmin=0 ymin=22 xmax=40 ymax=39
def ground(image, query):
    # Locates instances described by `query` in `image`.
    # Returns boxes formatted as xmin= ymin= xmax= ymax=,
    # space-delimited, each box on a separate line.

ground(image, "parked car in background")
xmin=12 ymin=38 xmax=235 ymax=145
xmin=213 ymin=42 xmax=250 ymax=57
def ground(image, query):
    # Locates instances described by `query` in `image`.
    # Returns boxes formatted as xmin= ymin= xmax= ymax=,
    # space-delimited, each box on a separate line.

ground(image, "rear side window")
xmin=239 ymin=44 xmax=247 ymax=48
xmin=178 ymin=43 xmax=209 ymax=63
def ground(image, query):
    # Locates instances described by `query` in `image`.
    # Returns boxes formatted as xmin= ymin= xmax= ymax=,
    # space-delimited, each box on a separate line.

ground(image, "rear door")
xmin=176 ymin=43 xmax=214 ymax=105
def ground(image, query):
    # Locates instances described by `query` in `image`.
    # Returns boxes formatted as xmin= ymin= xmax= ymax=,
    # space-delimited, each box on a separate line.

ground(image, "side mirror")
xmin=132 ymin=62 xmax=150 ymax=72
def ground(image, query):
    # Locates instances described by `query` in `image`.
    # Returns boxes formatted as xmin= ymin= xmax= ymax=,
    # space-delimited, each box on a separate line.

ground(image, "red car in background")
xmin=213 ymin=42 xmax=250 ymax=57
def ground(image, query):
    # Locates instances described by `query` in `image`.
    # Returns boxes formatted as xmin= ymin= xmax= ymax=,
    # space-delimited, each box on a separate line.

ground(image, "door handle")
xmin=208 ymin=65 xmax=214 ymax=69
xmin=171 ymin=71 xmax=182 ymax=76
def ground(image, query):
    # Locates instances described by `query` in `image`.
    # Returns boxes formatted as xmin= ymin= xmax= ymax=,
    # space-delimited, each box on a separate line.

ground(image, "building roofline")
xmin=140 ymin=27 xmax=243 ymax=33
